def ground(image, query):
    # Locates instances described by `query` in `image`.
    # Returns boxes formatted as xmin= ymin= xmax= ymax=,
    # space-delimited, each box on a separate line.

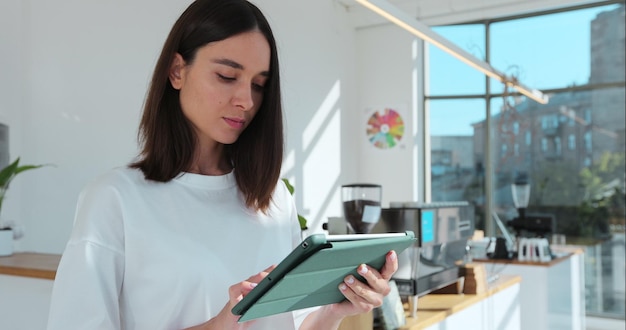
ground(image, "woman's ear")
xmin=169 ymin=53 xmax=185 ymax=90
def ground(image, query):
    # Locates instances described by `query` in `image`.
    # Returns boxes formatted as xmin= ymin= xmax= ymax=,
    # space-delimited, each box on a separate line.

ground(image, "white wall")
xmin=356 ymin=24 xmax=419 ymax=206
xmin=0 ymin=0 xmax=362 ymax=254
xmin=0 ymin=0 xmax=26 ymax=233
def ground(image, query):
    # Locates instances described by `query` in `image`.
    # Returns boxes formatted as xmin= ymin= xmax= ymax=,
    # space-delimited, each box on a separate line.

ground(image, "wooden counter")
xmin=0 ymin=252 xmax=60 ymax=280
xmin=3 ymin=253 xmax=522 ymax=329
xmin=473 ymin=246 xmax=583 ymax=267
xmin=340 ymin=274 xmax=521 ymax=330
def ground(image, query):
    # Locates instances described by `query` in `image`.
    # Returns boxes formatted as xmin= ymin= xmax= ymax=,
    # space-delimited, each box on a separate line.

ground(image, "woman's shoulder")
xmin=82 ymin=166 xmax=147 ymax=193
xmin=271 ymin=178 xmax=298 ymax=215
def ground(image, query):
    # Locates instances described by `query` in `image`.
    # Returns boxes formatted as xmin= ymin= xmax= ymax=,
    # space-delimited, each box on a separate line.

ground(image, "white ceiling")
xmin=336 ymin=0 xmax=607 ymax=27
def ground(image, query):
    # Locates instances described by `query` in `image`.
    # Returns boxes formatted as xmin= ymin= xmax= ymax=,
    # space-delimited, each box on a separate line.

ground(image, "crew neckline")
xmin=173 ymin=170 xmax=236 ymax=190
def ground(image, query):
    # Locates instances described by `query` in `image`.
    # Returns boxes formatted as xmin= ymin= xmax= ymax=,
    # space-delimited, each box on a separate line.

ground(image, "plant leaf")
xmin=298 ymin=215 xmax=308 ymax=230
xmin=15 ymin=164 xmax=47 ymax=175
xmin=282 ymin=178 xmax=307 ymax=230
xmin=0 ymin=158 xmax=20 ymax=188
xmin=282 ymin=178 xmax=295 ymax=195
xmin=0 ymin=159 xmax=51 ymax=212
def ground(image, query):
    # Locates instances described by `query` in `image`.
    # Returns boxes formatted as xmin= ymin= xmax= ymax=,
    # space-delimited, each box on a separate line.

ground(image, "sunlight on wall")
xmin=303 ymin=80 xmax=341 ymax=150
xmin=301 ymin=80 xmax=343 ymax=232
xmin=282 ymin=149 xmax=295 ymax=177
xmin=412 ymin=39 xmax=420 ymax=202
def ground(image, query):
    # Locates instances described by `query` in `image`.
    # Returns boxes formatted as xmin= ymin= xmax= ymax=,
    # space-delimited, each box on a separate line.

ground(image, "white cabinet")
xmin=0 ymin=274 xmax=53 ymax=330
xmin=424 ymin=281 xmax=521 ymax=330
xmin=486 ymin=281 xmax=521 ymax=330
xmin=476 ymin=250 xmax=585 ymax=330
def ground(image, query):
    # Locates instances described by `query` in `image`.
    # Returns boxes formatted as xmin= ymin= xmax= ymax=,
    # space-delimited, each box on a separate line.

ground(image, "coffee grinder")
xmin=341 ymin=184 xmax=382 ymax=234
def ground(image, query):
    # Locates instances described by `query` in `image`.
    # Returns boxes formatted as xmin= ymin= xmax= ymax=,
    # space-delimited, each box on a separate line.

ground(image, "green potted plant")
xmin=282 ymin=178 xmax=308 ymax=232
xmin=0 ymin=157 xmax=48 ymax=256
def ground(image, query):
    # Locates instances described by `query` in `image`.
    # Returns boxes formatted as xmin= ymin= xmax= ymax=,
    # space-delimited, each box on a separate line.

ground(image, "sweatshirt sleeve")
xmin=47 ymin=176 xmax=125 ymax=330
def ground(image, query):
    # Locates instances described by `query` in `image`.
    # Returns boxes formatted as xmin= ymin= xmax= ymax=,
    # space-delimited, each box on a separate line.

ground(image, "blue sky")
xmin=427 ymin=4 xmax=619 ymax=136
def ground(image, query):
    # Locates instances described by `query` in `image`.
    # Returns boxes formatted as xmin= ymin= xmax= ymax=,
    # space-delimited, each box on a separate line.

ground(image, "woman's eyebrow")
xmin=213 ymin=58 xmax=243 ymax=70
xmin=212 ymin=57 xmax=270 ymax=77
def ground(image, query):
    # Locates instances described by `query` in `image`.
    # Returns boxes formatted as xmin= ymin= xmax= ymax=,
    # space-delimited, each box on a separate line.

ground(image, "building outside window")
xmin=427 ymin=2 xmax=625 ymax=319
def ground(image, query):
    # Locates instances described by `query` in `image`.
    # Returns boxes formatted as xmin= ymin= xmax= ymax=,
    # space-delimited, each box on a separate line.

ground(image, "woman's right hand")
xmin=185 ymin=265 xmax=276 ymax=330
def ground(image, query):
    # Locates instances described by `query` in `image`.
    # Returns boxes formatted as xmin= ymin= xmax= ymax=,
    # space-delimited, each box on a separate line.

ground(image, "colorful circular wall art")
xmin=366 ymin=108 xmax=404 ymax=149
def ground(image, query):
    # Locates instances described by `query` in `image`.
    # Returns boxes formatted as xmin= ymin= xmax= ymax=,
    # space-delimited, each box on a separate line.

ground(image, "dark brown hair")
xmin=130 ymin=0 xmax=283 ymax=212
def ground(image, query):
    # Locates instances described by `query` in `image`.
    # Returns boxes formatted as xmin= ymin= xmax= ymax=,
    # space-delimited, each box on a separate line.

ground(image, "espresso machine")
xmin=371 ymin=201 xmax=475 ymax=316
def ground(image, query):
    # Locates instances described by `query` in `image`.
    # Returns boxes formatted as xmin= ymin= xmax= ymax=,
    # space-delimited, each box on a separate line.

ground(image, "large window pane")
xmin=429 ymin=25 xmax=486 ymax=96
xmin=429 ymin=99 xmax=487 ymax=229
xmin=490 ymin=4 xmax=623 ymax=93
xmin=489 ymin=87 xmax=625 ymax=317
xmin=426 ymin=3 xmax=625 ymax=320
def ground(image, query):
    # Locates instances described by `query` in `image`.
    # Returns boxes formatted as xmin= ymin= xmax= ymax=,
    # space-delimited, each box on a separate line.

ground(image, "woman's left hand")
xmin=332 ymin=249 xmax=399 ymax=316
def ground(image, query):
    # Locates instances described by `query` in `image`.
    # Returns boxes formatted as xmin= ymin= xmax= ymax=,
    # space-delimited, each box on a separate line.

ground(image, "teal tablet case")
xmin=231 ymin=231 xmax=416 ymax=322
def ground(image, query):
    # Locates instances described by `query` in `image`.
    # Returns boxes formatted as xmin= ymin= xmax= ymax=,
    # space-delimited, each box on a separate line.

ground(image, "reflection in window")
xmin=541 ymin=137 xmax=548 ymax=152
xmin=555 ymin=137 xmax=562 ymax=155
xmin=526 ymin=131 xmax=531 ymax=145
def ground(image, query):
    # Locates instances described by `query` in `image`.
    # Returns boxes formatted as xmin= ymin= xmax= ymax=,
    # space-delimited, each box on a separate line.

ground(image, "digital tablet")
xmin=231 ymin=230 xmax=416 ymax=322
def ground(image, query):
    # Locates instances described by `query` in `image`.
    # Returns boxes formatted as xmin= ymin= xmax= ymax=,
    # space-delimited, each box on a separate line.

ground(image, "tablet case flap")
xmin=237 ymin=231 xmax=416 ymax=322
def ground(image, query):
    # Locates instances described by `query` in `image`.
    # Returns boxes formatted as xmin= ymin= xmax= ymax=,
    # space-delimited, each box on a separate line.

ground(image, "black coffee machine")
xmin=371 ymin=201 xmax=475 ymax=315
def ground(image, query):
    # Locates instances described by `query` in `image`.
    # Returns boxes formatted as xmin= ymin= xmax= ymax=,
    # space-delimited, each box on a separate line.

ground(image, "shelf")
xmin=0 ymin=252 xmax=60 ymax=280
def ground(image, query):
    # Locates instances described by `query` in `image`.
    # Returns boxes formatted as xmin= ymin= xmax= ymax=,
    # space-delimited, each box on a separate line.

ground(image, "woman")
xmin=47 ymin=0 xmax=398 ymax=329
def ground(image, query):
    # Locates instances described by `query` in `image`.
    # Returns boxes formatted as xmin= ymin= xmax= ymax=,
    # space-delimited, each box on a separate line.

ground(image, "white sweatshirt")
xmin=47 ymin=167 xmax=304 ymax=330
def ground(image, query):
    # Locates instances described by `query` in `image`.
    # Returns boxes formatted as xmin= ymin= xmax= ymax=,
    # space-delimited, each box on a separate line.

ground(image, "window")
xmin=568 ymin=134 xmax=576 ymax=150
xmin=428 ymin=99 xmax=485 ymax=204
xmin=428 ymin=25 xmax=485 ymax=96
xmin=426 ymin=3 xmax=625 ymax=319
xmin=542 ymin=115 xmax=559 ymax=129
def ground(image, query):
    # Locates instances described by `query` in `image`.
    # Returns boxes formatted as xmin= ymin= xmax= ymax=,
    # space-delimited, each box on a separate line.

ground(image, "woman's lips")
xmin=224 ymin=117 xmax=245 ymax=129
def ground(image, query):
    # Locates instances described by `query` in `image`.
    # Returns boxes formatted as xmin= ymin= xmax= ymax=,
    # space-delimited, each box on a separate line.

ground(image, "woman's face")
xmin=169 ymin=30 xmax=270 ymax=147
